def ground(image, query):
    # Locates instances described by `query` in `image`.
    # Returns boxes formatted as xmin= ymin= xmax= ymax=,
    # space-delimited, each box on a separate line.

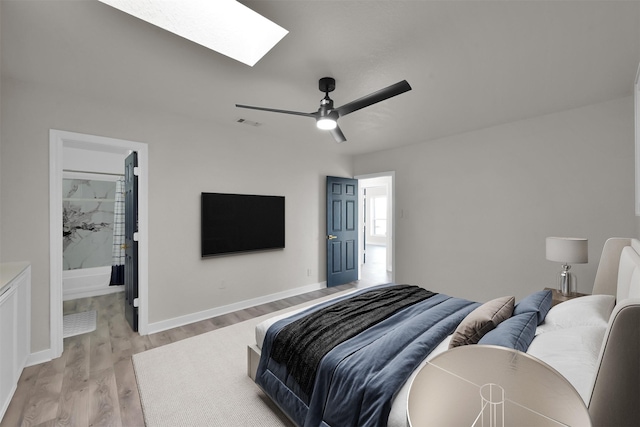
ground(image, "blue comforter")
xmin=256 ymin=284 xmax=479 ymax=427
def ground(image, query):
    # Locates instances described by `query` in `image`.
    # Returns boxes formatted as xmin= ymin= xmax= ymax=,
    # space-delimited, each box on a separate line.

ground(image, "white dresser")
xmin=0 ymin=262 xmax=31 ymax=420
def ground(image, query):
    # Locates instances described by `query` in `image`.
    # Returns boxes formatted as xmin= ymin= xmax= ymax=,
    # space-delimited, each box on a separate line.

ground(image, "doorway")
xmin=356 ymin=173 xmax=394 ymax=284
xmin=49 ymin=130 xmax=149 ymax=359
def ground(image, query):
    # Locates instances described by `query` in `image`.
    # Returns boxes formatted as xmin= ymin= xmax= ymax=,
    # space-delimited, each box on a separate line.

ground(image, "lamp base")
xmin=557 ymin=264 xmax=576 ymax=296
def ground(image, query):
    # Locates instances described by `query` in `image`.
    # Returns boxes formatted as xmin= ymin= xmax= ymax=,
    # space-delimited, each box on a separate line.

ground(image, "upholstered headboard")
xmin=588 ymin=238 xmax=640 ymax=426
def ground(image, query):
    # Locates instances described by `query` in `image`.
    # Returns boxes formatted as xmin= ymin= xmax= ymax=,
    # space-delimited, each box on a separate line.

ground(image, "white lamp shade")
xmin=546 ymin=237 xmax=588 ymax=264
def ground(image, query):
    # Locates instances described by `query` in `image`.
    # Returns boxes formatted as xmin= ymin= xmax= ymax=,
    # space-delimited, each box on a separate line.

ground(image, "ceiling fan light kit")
xmin=317 ymin=117 xmax=338 ymax=130
xmin=236 ymin=77 xmax=412 ymax=143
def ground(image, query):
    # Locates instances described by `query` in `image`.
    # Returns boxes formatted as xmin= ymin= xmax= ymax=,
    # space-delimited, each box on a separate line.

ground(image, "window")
xmin=370 ymin=195 xmax=388 ymax=237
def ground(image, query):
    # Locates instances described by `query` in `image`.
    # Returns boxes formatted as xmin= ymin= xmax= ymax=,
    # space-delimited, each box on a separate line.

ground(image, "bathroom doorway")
xmin=49 ymin=130 xmax=149 ymax=359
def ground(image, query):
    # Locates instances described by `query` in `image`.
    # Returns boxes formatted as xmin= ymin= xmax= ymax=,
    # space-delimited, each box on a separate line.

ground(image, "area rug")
xmin=62 ymin=310 xmax=97 ymax=338
xmin=133 ymin=291 xmax=353 ymax=427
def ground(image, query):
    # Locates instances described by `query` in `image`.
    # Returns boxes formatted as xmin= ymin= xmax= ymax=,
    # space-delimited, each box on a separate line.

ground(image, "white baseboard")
xmin=146 ymin=281 xmax=327 ymax=335
xmin=28 ymin=282 xmax=327 ymax=363
xmin=26 ymin=348 xmax=54 ymax=367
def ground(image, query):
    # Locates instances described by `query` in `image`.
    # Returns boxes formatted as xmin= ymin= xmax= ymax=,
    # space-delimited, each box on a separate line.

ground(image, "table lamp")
xmin=546 ymin=237 xmax=588 ymax=295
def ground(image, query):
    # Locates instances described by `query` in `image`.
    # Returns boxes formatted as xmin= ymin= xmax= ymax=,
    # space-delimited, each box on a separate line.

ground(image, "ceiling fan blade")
xmin=335 ymin=80 xmax=412 ymax=117
xmin=330 ymin=124 xmax=347 ymax=143
xmin=235 ymin=104 xmax=316 ymax=118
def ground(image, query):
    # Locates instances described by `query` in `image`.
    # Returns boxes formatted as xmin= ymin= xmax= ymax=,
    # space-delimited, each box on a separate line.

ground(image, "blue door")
xmin=326 ymin=176 xmax=358 ymax=287
xmin=124 ymin=152 xmax=139 ymax=331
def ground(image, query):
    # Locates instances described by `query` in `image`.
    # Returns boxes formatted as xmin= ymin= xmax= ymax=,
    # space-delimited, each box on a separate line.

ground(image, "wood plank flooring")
xmin=1 ymin=281 xmax=375 ymax=426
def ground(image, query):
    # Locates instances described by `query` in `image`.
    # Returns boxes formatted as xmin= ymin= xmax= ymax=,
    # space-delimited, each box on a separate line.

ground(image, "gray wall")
xmin=0 ymin=2 xmax=2 ymax=264
xmin=0 ymin=77 xmax=353 ymax=353
xmin=2 ymin=66 xmax=638 ymax=355
xmin=354 ymin=96 xmax=637 ymax=302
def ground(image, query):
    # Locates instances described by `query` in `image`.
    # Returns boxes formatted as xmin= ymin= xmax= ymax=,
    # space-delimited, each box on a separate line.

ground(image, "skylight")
xmin=98 ymin=0 xmax=288 ymax=66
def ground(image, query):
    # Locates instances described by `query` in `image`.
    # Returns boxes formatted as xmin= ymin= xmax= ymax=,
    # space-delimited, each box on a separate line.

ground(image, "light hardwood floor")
xmin=1 ymin=280 xmax=383 ymax=427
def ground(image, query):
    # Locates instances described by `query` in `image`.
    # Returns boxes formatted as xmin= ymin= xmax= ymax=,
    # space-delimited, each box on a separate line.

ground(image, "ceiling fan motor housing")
xmin=319 ymin=77 xmax=336 ymax=93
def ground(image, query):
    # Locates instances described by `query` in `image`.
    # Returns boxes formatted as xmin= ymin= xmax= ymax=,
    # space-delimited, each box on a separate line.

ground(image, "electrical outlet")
xmin=219 ymin=280 xmax=226 ymax=290
xmin=307 ymin=268 xmax=312 ymax=277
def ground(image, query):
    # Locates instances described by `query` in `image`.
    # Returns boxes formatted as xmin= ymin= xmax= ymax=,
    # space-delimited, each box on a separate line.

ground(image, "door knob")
xmin=328 ymin=235 xmax=338 ymax=240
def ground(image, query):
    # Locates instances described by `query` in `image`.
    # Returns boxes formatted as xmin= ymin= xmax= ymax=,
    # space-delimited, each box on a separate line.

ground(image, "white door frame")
xmin=49 ymin=129 xmax=149 ymax=359
xmin=635 ymin=62 xmax=640 ymax=216
xmin=355 ymin=171 xmax=395 ymax=281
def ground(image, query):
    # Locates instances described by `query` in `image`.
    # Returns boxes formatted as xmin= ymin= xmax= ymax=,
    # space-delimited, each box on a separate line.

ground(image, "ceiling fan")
xmin=235 ymin=77 xmax=412 ymax=143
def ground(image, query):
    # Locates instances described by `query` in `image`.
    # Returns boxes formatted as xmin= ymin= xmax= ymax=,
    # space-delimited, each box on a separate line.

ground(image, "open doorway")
xmin=356 ymin=172 xmax=394 ymax=284
xmin=49 ymin=130 xmax=149 ymax=359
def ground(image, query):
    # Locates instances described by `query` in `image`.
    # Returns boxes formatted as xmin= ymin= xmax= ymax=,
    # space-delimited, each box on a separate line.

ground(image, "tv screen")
xmin=201 ymin=192 xmax=285 ymax=257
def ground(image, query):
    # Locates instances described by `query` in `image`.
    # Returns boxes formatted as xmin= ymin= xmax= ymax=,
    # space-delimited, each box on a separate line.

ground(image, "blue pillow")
xmin=478 ymin=311 xmax=538 ymax=352
xmin=513 ymin=290 xmax=552 ymax=325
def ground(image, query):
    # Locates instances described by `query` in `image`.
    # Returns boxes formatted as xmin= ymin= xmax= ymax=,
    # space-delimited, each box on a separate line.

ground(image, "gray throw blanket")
xmin=270 ymin=284 xmax=436 ymax=398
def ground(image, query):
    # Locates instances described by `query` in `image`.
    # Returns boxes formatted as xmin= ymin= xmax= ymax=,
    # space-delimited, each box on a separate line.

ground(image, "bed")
xmin=247 ymin=237 xmax=640 ymax=426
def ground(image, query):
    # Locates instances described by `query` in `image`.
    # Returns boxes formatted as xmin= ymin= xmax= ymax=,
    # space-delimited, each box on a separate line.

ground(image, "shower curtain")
xmin=110 ymin=177 xmax=125 ymax=286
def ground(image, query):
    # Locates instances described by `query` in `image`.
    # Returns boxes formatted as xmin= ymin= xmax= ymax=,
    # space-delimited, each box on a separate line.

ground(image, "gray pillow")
xmin=449 ymin=296 xmax=515 ymax=348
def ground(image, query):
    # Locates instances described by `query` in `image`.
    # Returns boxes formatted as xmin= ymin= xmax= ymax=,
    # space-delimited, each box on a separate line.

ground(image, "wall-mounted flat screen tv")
xmin=201 ymin=192 xmax=285 ymax=257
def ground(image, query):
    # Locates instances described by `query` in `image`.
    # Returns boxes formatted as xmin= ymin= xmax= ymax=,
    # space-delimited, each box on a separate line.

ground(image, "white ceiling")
xmin=2 ymin=0 xmax=639 ymax=155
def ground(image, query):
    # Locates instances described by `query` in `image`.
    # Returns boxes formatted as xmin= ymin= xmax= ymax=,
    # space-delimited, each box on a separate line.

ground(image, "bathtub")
xmin=63 ymin=266 xmax=123 ymax=301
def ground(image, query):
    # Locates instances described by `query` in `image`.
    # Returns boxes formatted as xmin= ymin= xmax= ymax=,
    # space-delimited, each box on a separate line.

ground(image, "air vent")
xmin=236 ymin=118 xmax=262 ymax=127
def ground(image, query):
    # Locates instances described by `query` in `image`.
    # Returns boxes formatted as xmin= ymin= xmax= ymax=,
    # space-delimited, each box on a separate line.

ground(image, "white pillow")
xmin=527 ymin=326 xmax=606 ymax=404
xmin=536 ymin=294 xmax=616 ymax=334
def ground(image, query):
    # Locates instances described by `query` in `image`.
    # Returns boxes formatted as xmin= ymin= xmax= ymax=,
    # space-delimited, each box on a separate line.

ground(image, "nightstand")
xmin=544 ymin=287 xmax=590 ymax=307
